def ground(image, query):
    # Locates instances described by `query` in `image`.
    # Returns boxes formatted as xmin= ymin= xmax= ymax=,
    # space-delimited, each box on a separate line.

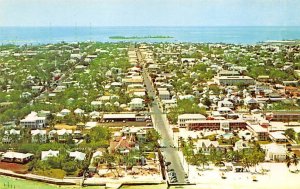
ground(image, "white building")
xmin=269 ymin=132 xmax=288 ymax=143
xmin=128 ymin=98 xmax=145 ymax=110
xmin=178 ymin=114 xmax=206 ymax=127
xmin=218 ymin=100 xmax=234 ymax=108
xmin=41 ymin=150 xmax=59 ymax=160
xmin=262 ymin=143 xmax=287 ymax=161
xmin=217 ymin=76 xmax=255 ymax=86
xmin=69 ymin=151 xmax=86 ymax=161
xmin=158 ymin=90 xmax=171 ymax=100
xmin=20 ymin=112 xmax=46 ymax=129
xmin=31 ymin=129 xmax=47 ymax=143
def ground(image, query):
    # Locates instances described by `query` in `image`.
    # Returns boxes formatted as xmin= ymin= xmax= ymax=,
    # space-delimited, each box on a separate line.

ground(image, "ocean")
xmin=1 ymin=26 xmax=300 ymax=45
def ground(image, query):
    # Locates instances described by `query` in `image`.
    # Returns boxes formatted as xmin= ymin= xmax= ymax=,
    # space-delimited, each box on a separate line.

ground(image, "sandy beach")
xmin=186 ymin=162 xmax=299 ymax=189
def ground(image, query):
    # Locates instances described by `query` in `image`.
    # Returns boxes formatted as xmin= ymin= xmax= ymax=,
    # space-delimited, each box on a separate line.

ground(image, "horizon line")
xmin=1 ymin=25 xmax=300 ymax=28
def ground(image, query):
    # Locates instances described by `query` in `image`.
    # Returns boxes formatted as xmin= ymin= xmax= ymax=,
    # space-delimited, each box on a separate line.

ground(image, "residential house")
xmin=31 ymin=130 xmax=47 ymax=143
xmin=41 ymin=150 xmax=59 ymax=160
xmin=262 ymin=143 xmax=287 ymax=161
xmin=2 ymin=129 xmax=21 ymax=143
xmin=69 ymin=151 xmax=86 ymax=161
xmin=195 ymin=139 xmax=220 ymax=154
xmin=128 ymin=98 xmax=145 ymax=111
xmin=1 ymin=152 xmax=33 ymax=164
xmin=20 ymin=111 xmax=46 ymax=129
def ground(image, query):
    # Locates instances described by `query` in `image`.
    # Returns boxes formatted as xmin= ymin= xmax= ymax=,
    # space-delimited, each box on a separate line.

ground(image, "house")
xmin=217 ymin=107 xmax=233 ymax=115
xmin=244 ymin=96 xmax=258 ymax=108
xmin=158 ymin=90 xmax=171 ymax=100
xmin=41 ymin=150 xmax=59 ymax=160
xmin=73 ymin=130 xmax=83 ymax=139
xmin=31 ymin=130 xmax=47 ymax=143
xmin=161 ymin=99 xmax=177 ymax=111
xmin=109 ymin=135 xmax=136 ymax=154
xmin=60 ymin=109 xmax=71 ymax=116
xmin=195 ymin=139 xmax=220 ymax=154
xmin=57 ymin=129 xmax=72 ymax=142
xmin=2 ymin=129 xmax=21 ymax=143
xmin=1 ymin=152 xmax=34 ymax=163
xmin=20 ymin=111 xmax=46 ymax=129
xmin=178 ymin=114 xmax=206 ymax=127
xmin=218 ymin=100 xmax=234 ymax=108
xmin=74 ymin=108 xmax=85 ymax=115
xmin=120 ymin=126 xmax=147 ymax=142
xmin=262 ymin=143 xmax=287 ymax=161
xmin=69 ymin=151 xmax=86 ymax=161
xmin=269 ymin=132 xmax=288 ymax=143
xmin=85 ymin=121 xmax=99 ymax=129
xmin=89 ymin=151 xmax=103 ymax=172
xmin=234 ymin=140 xmax=249 ymax=151
xmin=128 ymin=98 xmax=145 ymax=111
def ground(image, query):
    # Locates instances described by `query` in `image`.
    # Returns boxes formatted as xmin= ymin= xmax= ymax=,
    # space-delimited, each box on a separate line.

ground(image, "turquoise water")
xmin=1 ymin=26 xmax=300 ymax=45
xmin=0 ymin=176 xmax=200 ymax=189
xmin=0 ymin=176 xmax=101 ymax=189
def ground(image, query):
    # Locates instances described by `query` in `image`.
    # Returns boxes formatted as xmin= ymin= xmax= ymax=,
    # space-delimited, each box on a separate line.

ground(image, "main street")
xmin=136 ymin=49 xmax=186 ymax=183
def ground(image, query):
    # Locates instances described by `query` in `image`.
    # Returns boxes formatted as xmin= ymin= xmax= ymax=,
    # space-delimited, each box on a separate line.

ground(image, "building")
xmin=20 ymin=111 xmax=46 ymax=129
xmin=217 ymin=76 xmax=255 ymax=86
xmin=195 ymin=139 xmax=219 ymax=154
xmin=41 ymin=150 xmax=59 ymax=160
xmin=69 ymin=151 xmax=86 ymax=161
xmin=178 ymin=114 xmax=206 ymax=127
xmin=269 ymin=132 xmax=288 ymax=143
xmin=128 ymin=98 xmax=145 ymax=111
xmin=186 ymin=120 xmax=248 ymax=131
xmin=247 ymin=124 xmax=269 ymax=141
xmin=218 ymin=70 xmax=240 ymax=77
xmin=103 ymin=113 xmax=146 ymax=122
xmin=262 ymin=143 xmax=287 ymax=161
xmin=1 ymin=152 xmax=34 ymax=163
xmin=31 ymin=130 xmax=47 ymax=143
xmin=2 ymin=129 xmax=21 ymax=143
xmin=267 ymin=111 xmax=300 ymax=122
xmin=158 ymin=90 xmax=171 ymax=100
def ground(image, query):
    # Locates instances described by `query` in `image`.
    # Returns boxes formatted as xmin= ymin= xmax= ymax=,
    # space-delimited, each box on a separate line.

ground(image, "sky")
xmin=0 ymin=0 xmax=299 ymax=27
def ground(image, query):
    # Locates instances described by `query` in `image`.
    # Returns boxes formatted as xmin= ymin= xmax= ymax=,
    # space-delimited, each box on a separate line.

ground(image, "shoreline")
xmin=0 ymin=168 xmax=166 ymax=188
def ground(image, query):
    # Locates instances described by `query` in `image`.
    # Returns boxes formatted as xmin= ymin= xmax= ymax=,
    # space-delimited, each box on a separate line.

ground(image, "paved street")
xmin=137 ymin=49 xmax=186 ymax=183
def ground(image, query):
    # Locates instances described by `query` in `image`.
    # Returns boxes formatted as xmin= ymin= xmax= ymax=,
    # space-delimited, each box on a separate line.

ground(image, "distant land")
xmin=109 ymin=35 xmax=173 ymax=40
xmin=1 ymin=26 xmax=300 ymax=44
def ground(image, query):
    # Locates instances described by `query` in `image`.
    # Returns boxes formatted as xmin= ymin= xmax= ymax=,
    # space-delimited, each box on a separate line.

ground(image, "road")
xmin=136 ymin=49 xmax=186 ymax=183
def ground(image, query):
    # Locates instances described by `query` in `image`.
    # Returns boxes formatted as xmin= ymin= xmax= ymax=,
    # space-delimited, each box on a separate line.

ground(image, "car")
xmin=165 ymin=162 xmax=171 ymax=166
xmin=146 ymin=123 xmax=153 ymax=127
xmin=168 ymin=173 xmax=176 ymax=177
xmin=167 ymin=168 xmax=174 ymax=172
xmin=184 ymin=173 xmax=188 ymax=178
xmin=168 ymin=171 xmax=176 ymax=175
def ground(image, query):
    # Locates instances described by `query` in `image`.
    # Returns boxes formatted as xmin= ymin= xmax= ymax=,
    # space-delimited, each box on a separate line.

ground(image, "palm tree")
xmin=286 ymin=155 xmax=292 ymax=171
xmin=196 ymin=151 xmax=209 ymax=170
xmin=178 ymin=136 xmax=184 ymax=150
xmin=292 ymin=154 xmax=299 ymax=171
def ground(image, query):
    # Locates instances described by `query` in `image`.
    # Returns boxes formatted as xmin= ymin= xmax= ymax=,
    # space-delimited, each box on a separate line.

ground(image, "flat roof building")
xmin=178 ymin=114 xmax=206 ymax=127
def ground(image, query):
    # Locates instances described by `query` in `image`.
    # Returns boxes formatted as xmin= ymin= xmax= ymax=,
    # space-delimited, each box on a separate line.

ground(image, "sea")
xmin=1 ymin=26 xmax=300 ymax=45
